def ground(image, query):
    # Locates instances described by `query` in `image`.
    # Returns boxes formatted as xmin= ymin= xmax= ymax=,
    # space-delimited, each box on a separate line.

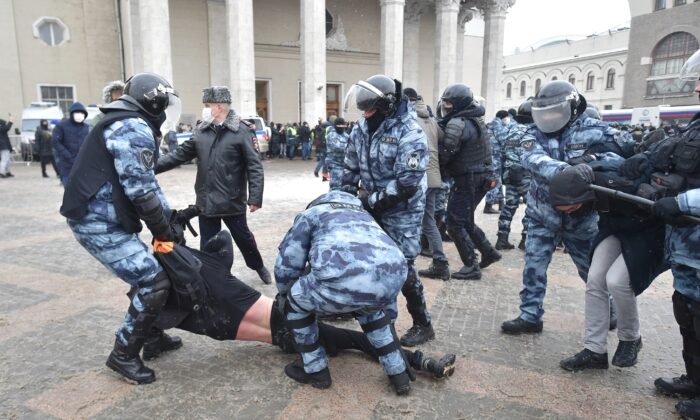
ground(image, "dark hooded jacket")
xmin=52 ymin=102 xmax=89 ymax=176
xmin=156 ymin=110 xmax=264 ymax=217
xmin=0 ymin=119 xmax=13 ymax=151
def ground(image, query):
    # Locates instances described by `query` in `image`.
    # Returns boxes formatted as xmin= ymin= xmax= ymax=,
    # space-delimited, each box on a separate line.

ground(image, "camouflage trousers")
xmin=434 ymin=178 xmax=453 ymax=223
xmin=69 ymin=223 xmax=163 ymax=345
xmin=497 ymin=176 xmax=531 ymax=237
xmin=286 ymin=272 xmax=406 ymax=375
xmin=485 ymin=173 xmax=504 ymax=205
xmin=519 ymin=214 xmax=597 ymax=323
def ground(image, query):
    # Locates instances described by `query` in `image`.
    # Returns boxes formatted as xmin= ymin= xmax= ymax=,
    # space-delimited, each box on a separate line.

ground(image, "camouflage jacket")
xmin=325 ymin=129 xmax=349 ymax=191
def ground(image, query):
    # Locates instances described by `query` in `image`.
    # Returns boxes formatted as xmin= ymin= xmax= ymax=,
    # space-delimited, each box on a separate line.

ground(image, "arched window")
xmin=606 ymin=69 xmax=616 ymax=89
xmin=651 ymin=32 xmax=699 ymax=76
xmin=568 ymin=74 xmax=576 ymax=85
xmin=519 ymin=81 xmax=526 ymax=97
xmin=586 ymin=72 xmax=595 ymax=90
xmin=551 ymin=76 xmax=558 ymax=81
xmin=326 ymin=10 xmax=334 ymax=36
xmin=534 ymin=79 xmax=542 ymax=95
xmin=506 ymin=83 xmax=512 ymax=99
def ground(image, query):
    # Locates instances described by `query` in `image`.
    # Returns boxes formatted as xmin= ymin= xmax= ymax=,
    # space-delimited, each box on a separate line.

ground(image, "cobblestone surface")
xmin=0 ymin=160 xmax=683 ymax=419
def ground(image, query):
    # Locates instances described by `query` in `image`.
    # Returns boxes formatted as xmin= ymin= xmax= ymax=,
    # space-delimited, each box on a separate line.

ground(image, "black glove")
xmin=571 ymin=164 xmax=594 ymax=184
xmin=619 ymin=153 xmax=649 ymax=179
xmin=653 ymin=196 xmax=681 ymax=222
xmin=568 ymin=154 xmax=596 ymax=166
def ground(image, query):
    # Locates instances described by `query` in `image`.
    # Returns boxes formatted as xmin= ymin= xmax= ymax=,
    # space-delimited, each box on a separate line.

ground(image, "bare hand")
xmin=249 ymin=204 xmax=260 ymax=213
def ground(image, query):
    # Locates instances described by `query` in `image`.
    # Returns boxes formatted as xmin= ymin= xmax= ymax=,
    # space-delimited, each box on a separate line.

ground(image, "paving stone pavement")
xmin=0 ymin=160 xmax=684 ymax=419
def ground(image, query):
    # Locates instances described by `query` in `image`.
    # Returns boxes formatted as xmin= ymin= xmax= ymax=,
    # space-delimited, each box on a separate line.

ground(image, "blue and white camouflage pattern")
xmin=496 ymin=122 xmax=533 ymax=236
xmin=324 ymin=129 xmax=349 ymax=191
xmin=485 ymin=118 xmax=508 ymax=204
xmin=66 ymin=117 xmax=169 ymax=344
xmin=274 ymin=190 xmax=408 ymax=375
xmin=517 ymin=114 xmax=633 ymax=323
xmin=669 ymin=186 xmax=700 ymax=302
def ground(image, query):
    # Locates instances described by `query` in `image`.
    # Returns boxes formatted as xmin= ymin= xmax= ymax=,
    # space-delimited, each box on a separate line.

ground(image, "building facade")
xmin=0 ymin=0 xmax=520 ymax=126
xmin=498 ymin=29 xmax=629 ymax=112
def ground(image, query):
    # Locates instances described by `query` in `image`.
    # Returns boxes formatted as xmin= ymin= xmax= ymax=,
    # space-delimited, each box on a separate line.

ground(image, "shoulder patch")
xmin=407 ymin=152 xmax=420 ymax=170
xmin=140 ymin=148 xmax=154 ymax=170
xmin=521 ymin=139 xmax=535 ymax=151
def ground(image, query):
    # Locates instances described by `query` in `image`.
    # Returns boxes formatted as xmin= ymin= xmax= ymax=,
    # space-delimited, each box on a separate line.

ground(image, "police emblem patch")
xmin=521 ymin=140 xmax=535 ymax=151
xmin=407 ymin=152 xmax=420 ymax=170
xmin=140 ymin=149 xmax=154 ymax=170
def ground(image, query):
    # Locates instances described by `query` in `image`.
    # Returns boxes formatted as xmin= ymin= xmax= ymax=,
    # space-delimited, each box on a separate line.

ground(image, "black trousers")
xmin=198 ymin=214 xmax=264 ymax=270
xmin=446 ymin=173 xmax=491 ymax=266
xmin=40 ymin=155 xmax=57 ymax=176
xmin=674 ymin=290 xmax=700 ymax=381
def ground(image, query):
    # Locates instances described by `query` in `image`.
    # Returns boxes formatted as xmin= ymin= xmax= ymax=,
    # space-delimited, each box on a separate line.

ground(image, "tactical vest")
xmin=648 ymin=114 xmax=700 ymax=197
xmin=447 ymin=116 xmax=492 ymax=176
xmin=60 ymin=111 xmax=159 ymax=233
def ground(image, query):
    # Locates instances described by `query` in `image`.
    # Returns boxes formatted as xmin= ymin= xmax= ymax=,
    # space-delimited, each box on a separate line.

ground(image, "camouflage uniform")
xmin=275 ymin=190 xmax=408 ymax=376
xmin=496 ymin=122 xmax=533 ymax=237
xmin=518 ymin=114 xmax=633 ymax=323
xmin=67 ymin=117 xmax=169 ymax=345
xmin=324 ymin=129 xmax=349 ymax=191
xmin=341 ymin=99 xmax=430 ymax=327
xmin=485 ymin=118 xmax=508 ymax=205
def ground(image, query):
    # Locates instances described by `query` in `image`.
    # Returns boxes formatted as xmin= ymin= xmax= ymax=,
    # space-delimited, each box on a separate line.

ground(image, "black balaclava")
xmin=366 ymin=111 xmax=385 ymax=135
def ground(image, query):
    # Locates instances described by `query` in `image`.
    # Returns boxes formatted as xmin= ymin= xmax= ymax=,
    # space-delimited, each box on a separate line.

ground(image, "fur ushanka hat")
xmin=202 ymin=86 xmax=232 ymax=104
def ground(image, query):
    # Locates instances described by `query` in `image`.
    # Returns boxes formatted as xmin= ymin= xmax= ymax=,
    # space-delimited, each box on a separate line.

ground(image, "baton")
xmin=589 ymin=184 xmax=700 ymax=224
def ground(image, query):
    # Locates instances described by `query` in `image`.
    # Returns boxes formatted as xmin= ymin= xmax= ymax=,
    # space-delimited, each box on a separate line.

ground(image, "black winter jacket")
xmin=0 ymin=120 xmax=12 ymax=151
xmin=156 ymin=110 xmax=264 ymax=217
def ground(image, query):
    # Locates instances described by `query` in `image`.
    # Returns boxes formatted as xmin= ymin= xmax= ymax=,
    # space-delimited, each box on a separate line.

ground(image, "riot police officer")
xmin=494 ymin=99 xmax=534 ymax=250
xmin=60 ymin=73 xmax=182 ymax=384
xmin=342 ymin=74 xmax=433 ymax=347
xmin=501 ymin=80 xmax=634 ymax=334
xmin=324 ymin=117 xmax=349 ymax=190
xmin=437 ymin=83 xmax=501 ymax=280
xmin=647 ymin=50 xmax=700 ymax=419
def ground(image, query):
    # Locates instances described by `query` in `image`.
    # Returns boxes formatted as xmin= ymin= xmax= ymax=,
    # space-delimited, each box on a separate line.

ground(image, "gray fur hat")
xmin=202 ymin=86 xmax=232 ymax=104
xmin=102 ymin=80 xmax=125 ymax=104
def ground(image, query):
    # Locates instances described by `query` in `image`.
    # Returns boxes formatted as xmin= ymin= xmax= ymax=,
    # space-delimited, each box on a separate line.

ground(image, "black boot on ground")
xmin=677 ymin=398 xmax=700 ymax=419
xmin=143 ymin=330 xmax=183 ymax=361
xmin=284 ymin=359 xmax=332 ymax=389
xmin=417 ymin=352 xmax=457 ymax=379
xmin=495 ymin=233 xmax=515 ymax=250
xmin=483 ymin=203 xmax=498 ymax=214
xmin=400 ymin=323 xmax=435 ymax=347
xmin=451 ymin=263 xmax=481 ymax=280
xmin=106 ymin=338 xmax=156 ymax=384
xmin=518 ymin=234 xmax=527 ymax=250
xmin=389 ymin=371 xmax=411 ymax=395
xmin=479 ymin=247 xmax=502 ymax=269
xmin=418 ymin=259 xmax=450 ymax=281
xmin=501 ymin=317 xmax=543 ymax=335
xmin=655 ymin=375 xmax=700 ymax=398
xmin=612 ymin=337 xmax=642 ymax=367
xmin=560 ymin=349 xmax=609 ymax=372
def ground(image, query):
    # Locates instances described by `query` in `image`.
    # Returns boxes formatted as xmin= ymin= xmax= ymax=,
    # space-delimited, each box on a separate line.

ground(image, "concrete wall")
xmin=623 ymin=2 xmax=700 ymax=108
xmin=0 ymin=0 xmax=25 ymax=119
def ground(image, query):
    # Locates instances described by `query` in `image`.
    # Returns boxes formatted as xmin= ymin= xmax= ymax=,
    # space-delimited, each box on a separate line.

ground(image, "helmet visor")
xmin=680 ymin=49 xmax=700 ymax=81
xmin=343 ymin=81 xmax=385 ymax=119
xmin=532 ymin=100 xmax=572 ymax=134
xmin=162 ymin=93 xmax=181 ymax=132
xmin=439 ymin=100 xmax=454 ymax=119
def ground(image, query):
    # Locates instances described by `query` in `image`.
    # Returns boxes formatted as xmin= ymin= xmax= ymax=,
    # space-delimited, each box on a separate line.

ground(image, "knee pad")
xmin=140 ymin=271 xmax=171 ymax=313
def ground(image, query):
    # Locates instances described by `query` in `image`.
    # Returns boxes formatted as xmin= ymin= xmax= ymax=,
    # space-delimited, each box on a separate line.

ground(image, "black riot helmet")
xmin=531 ymin=80 xmax=587 ymax=133
xmin=123 ymin=73 xmax=179 ymax=118
xmin=513 ymin=98 xmax=534 ymax=124
xmin=343 ymin=74 xmax=400 ymax=117
xmin=438 ymin=83 xmax=473 ymax=118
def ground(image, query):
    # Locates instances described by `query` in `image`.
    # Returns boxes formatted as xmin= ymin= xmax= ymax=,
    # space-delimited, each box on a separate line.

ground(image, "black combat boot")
xmin=560 ymin=349 xmax=609 ymax=372
xmin=451 ymin=263 xmax=481 ymax=280
xmin=400 ymin=323 xmax=435 ymax=347
xmin=418 ymin=259 xmax=450 ymax=281
xmin=612 ymin=337 xmax=642 ymax=367
xmin=483 ymin=203 xmax=498 ymax=214
xmin=106 ymin=338 xmax=156 ymax=384
xmin=284 ymin=359 xmax=332 ymax=389
xmin=518 ymin=234 xmax=527 ymax=250
xmin=677 ymin=398 xmax=700 ymax=420
xmin=501 ymin=317 xmax=543 ymax=335
xmin=143 ymin=330 xmax=183 ymax=361
xmin=389 ymin=371 xmax=411 ymax=395
xmin=495 ymin=233 xmax=515 ymax=250
xmin=478 ymin=246 xmax=502 ymax=269
xmin=655 ymin=375 xmax=700 ymax=398
xmin=411 ymin=350 xmax=457 ymax=379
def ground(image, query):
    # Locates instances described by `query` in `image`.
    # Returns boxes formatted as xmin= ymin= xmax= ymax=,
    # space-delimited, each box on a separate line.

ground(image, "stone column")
xmin=402 ymin=0 xmax=426 ymax=90
xmin=380 ymin=0 xmax=405 ymax=79
xmin=207 ymin=0 xmax=229 ymax=86
xmin=226 ymin=0 xmax=256 ymax=115
xmin=301 ymin=0 xmax=327 ymax=123
xmin=138 ymin=0 xmax=173 ymax=83
xmin=479 ymin=0 xmax=514 ymax=118
xmin=456 ymin=6 xmax=474 ymax=83
xmin=434 ymin=0 xmax=460 ymax=101
xmin=0 ymin=0 xmax=25 ymax=116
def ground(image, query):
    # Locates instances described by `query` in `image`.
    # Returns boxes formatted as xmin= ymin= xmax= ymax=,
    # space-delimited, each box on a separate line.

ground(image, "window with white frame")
xmin=568 ymin=74 xmax=576 ymax=85
xmin=606 ymin=69 xmax=616 ymax=89
xmin=506 ymin=83 xmax=512 ymax=99
xmin=519 ymin=81 xmax=526 ymax=97
xmin=586 ymin=72 xmax=595 ymax=90
xmin=39 ymin=85 xmax=75 ymax=115
xmin=33 ymin=17 xmax=70 ymax=47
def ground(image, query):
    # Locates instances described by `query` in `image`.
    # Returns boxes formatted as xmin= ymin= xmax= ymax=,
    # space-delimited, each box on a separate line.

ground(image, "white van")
xmin=241 ymin=115 xmax=270 ymax=156
xmin=19 ymin=102 xmax=63 ymax=161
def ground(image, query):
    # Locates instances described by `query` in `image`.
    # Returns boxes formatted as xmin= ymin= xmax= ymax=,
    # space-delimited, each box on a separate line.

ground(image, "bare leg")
xmin=235 ymin=296 xmax=273 ymax=343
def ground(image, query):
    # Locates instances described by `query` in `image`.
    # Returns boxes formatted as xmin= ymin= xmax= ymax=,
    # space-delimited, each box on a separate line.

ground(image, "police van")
xmin=19 ymin=102 xmax=63 ymax=161
xmin=241 ymin=115 xmax=270 ymax=157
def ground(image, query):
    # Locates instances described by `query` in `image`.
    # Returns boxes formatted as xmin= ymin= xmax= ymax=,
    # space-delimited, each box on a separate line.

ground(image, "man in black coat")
xmin=156 ymin=86 xmax=270 ymax=284
xmin=0 ymin=116 xmax=14 ymax=178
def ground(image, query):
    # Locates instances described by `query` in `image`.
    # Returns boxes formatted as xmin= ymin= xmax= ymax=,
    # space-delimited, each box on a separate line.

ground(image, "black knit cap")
xmin=403 ymin=88 xmax=419 ymax=100
xmin=496 ymin=110 xmax=510 ymax=119
xmin=549 ymin=166 xmax=595 ymax=206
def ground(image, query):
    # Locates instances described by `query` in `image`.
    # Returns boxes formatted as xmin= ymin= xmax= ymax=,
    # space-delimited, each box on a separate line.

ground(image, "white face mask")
xmin=201 ymin=107 xmax=213 ymax=123
xmin=72 ymin=113 xmax=85 ymax=123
